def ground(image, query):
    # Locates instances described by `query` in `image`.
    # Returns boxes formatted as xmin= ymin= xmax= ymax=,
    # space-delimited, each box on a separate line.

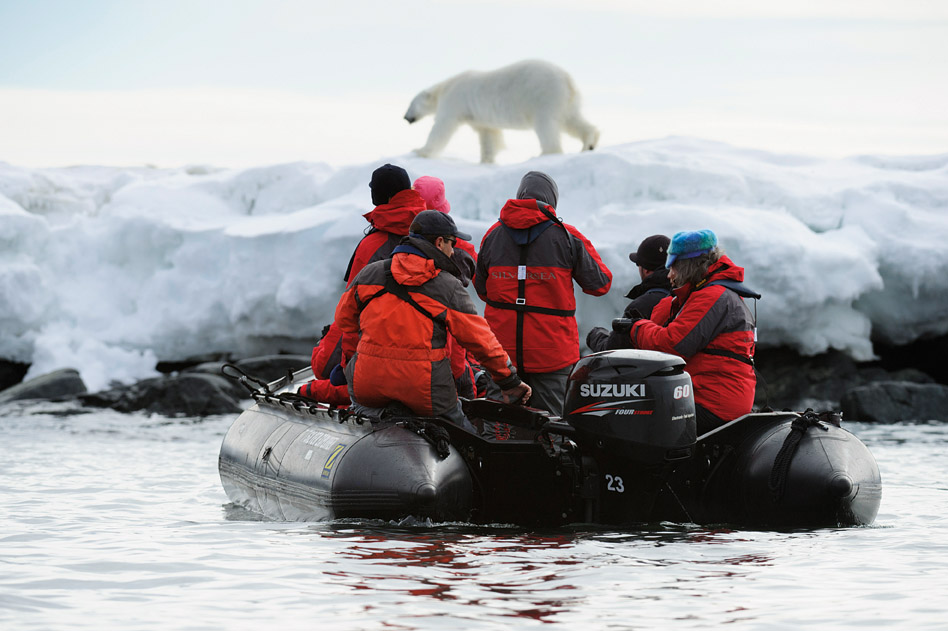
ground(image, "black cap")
xmin=409 ymin=210 xmax=472 ymax=242
xmin=628 ymin=234 xmax=671 ymax=270
xmin=369 ymin=163 xmax=411 ymax=206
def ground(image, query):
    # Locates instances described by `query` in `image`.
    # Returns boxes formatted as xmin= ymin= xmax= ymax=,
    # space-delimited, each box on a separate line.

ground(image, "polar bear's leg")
xmin=534 ymin=115 xmax=564 ymax=155
xmin=415 ymin=115 xmax=461 ymax=158
xmin=564 ymin=113 xmax=600 ymax=151
xmin=477 ymin=127 xmax=505 ymax=164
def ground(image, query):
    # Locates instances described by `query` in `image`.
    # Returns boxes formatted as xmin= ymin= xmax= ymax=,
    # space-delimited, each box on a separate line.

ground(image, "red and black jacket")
xmin=344 ymin=189 xmax=428 ymax=286
xmin=630 ymin=255 xmax=757 ymax=422
xmin=475 ymin=199 xmax=612 ymax=373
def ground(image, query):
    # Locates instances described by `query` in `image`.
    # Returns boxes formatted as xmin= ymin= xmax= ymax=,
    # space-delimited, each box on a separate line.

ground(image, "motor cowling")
xmin=564 ymin=350 xmax=697 ymax=466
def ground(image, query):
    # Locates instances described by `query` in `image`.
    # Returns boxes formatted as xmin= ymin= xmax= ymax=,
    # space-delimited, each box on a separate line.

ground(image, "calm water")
xmin=2 ymin=404 xmax=947 ymax=630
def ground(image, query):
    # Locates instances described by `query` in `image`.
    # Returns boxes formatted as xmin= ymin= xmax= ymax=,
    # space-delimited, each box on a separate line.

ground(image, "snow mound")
xmin=2 ymin=137 xmax=946 ymax=390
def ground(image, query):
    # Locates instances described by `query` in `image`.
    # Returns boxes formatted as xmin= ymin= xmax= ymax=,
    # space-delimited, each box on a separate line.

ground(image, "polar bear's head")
xmin=404 ymin=90 xmax=438 ymax=124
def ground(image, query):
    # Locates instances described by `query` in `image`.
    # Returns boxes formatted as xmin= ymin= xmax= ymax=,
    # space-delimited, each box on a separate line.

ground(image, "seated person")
xmin=335 ymin=210 xmax=531 ymax=428
xmin=608 ymin=230 xmax=757 ymax=434
xmin=298 ymin=163 xmax=427 ymax=405
xmin=587 ymin=234 xmax=671 ymax=352
xmin=414 ymin=175 xmax=481 ymax=398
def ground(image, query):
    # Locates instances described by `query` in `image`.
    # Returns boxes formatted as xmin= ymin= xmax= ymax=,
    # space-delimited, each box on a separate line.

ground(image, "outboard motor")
xmin=563 ymin=349 xmax=696 ymax=523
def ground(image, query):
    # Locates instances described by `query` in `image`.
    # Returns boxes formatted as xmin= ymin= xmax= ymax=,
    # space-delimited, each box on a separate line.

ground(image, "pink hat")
xmin=413 ymin=176 xmax=451 ymax=214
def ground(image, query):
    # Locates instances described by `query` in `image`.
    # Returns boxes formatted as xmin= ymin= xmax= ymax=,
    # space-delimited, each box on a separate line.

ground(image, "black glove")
xmin=612 ymin=318 xmax=635 ymax=334
xmin=455 ymin=371 xmax=476 ymax=399
xmin=586 ymin=326 xmax=610 ymax=353
xmin=606 ymin=329 xmax=635 ymax=350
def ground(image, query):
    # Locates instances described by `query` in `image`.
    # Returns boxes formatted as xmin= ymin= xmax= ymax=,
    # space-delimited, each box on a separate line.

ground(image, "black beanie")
xmin=370 ymin=164 xmax=411 ymax=206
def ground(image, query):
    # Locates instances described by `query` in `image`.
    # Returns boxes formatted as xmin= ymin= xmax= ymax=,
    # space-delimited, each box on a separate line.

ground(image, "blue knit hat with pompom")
xmin=666 ymin=230 xmax=718 ymax=267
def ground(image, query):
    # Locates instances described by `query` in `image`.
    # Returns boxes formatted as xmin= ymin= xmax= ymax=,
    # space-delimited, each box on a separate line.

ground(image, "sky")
xmin=1 ymin=0 xmax=947 ymax=168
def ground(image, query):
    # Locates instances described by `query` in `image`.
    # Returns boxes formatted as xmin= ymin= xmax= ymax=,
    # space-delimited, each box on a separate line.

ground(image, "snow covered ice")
xmin=2 ymin=137 xmax=947 ymax=392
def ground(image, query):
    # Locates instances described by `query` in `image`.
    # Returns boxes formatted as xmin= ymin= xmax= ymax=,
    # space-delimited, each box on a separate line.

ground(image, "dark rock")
xmin=755 ymin=348 xmax=860 ymax=411
xmin=755 ymin=347 xmax=935 ymax=412
xmin=63 ymin=354 xmax=311 ymax=417
xmin=78 ymin=372 xmax=246 ymax=417
xmin=841 ymin=381 xmax=948 ymax=422
xmin=235 ymin=354 xmax=311 ymax=381
xmin=875 ymin=335 xmax=948 ymax=385
xmin=0 ymin=368 xmax=87 ymax=404
xmin=0 ymin=359 xmax=30 ymax=391
xmin=189 ymin=354 xmax=310 ymax=383
xmin=156 ymin=352 xmax=235 ymax=374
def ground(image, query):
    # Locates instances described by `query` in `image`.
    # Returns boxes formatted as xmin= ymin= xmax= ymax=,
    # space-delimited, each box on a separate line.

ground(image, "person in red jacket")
xmin=300 ymin=164 xmax=426 ymax=406
xmin=335 ymin=210 xmax=531 ymax=428
xmin=413 ymin=175 xmax=478 ymax=262
xmin=345 ymin=164 xmax=429 ymax=284
xmin=621 ymin=229 xmax=757 ymax=434
xmin=298 ymin=323 xmax=350 ymax=406
xmin=475 ymin=170 xmax=612 ymax=415
xmin=414 ymin=174 xmax=482 ymax=398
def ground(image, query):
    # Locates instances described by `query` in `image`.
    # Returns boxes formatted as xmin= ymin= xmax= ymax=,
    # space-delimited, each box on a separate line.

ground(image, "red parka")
xmin=475 ymin=199 xmax=612 ymax=373
xmin=298 ymin=324 xmax=350 ymax=406
xmin=340 ymin=188 xmax=478 ymax=391
xmin=630 ymin=255 xmax=756 ymax=421
xmin=345 ymin=188 xmax=428 ymax=286
xmin=302 ymin=189 xmax=482 ymax=405
xmin=336 ymin=236 xmax=520 ymax=416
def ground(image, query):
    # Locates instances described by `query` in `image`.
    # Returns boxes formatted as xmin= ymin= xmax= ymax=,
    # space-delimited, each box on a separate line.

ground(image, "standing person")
xmin=475 ymin=170 xmax=612 ymax=415
xmin=616 ymin=229 xmax=758 ymax=434
xmin=335 ymin=210 xmax=531 ymax=428
xmin=299 ymin=163 xmax=426 ymax=405
xmin=586 ymin=234 xmax=672 ymax=352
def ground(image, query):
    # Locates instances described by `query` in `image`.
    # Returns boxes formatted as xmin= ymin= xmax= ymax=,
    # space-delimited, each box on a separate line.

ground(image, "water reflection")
xmin=309 ymin=527 xmax=584 ymax=623
xmin=265 ymin=523 xmax=787 ymax=625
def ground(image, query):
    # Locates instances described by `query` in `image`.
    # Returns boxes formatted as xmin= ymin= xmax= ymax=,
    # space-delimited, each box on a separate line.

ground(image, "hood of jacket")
xmin=391 ymin=235 xmax=462 ymax=287
xmin=452 ymin=247 xmax=475 ymax=287
xmin=516 ymin=171 xmax=558 ymax=208
xmin=362 ymin=189 xmax=427 ymax=235
xmin=498 ymin=198 xmax=561 ymax=246
xmin=413 ymin=176 xmax=451 ymax=214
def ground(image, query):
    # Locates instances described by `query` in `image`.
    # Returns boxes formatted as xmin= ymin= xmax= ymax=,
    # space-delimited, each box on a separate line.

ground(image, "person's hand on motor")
xmin=502 ymin=382 xmax=532 ymax=405
xmin=585 ymin=326 xmax=610 ymax=352
xmin=605 ymin=317 xmax=638 ymax=350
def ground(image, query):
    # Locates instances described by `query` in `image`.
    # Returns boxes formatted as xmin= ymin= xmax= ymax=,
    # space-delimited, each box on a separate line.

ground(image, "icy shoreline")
xmin=3 ymin=137 xmax=948 ymax=392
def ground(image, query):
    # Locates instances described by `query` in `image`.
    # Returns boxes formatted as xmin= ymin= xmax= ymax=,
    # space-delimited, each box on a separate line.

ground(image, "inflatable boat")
xmin=219 ymin=350 xmax=881 ymax=528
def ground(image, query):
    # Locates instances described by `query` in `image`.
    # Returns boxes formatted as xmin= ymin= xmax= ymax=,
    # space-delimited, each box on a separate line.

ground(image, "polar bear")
xmin=404 ymin=59 xmax=600 ymax=164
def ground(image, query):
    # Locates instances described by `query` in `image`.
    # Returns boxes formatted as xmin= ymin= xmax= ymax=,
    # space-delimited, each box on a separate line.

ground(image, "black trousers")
xmin=695 ymin=403 xmax=725 ymax=436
